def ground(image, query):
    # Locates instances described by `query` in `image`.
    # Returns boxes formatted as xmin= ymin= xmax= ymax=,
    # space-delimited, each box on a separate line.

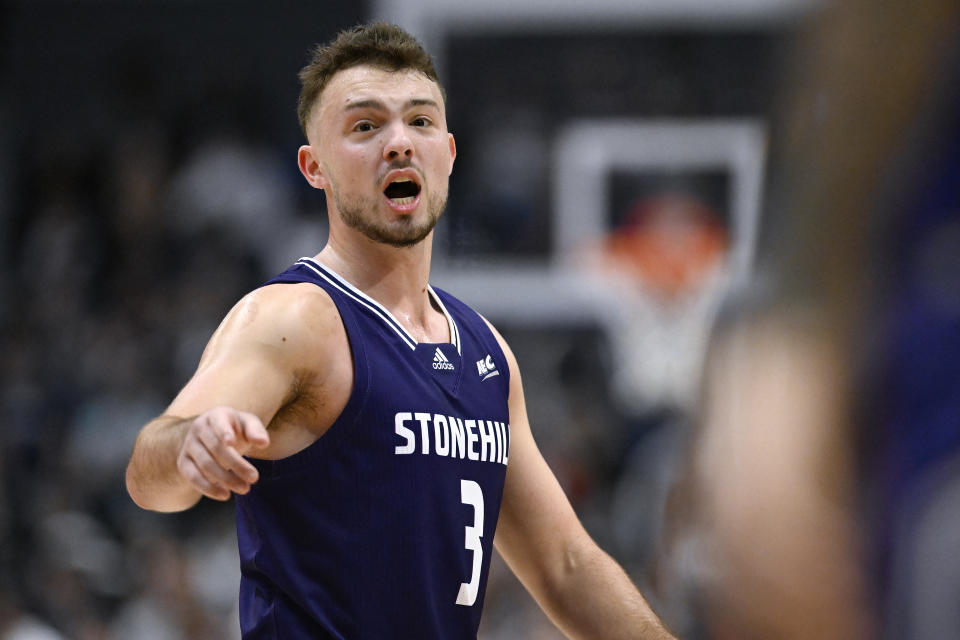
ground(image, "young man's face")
xmin=302 ymin=64 xmax=456 ymax=248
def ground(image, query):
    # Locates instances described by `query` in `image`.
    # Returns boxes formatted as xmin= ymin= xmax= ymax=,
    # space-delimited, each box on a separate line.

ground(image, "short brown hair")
xmin=297 ymin=22 xmax=444 ymax=137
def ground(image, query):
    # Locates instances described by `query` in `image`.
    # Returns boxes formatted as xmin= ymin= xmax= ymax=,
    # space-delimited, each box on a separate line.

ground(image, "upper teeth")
xmin=392 ymin=178 xmax=412 ymax=184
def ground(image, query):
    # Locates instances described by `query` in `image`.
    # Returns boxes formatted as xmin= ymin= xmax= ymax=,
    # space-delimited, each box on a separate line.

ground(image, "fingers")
xmin=177 ymin=445 xmax=237 ymax=502
xmin=178 ymin=408 xmax=268 ymax=501
xmin=196 ymin=420 xmax=260 ymax=485
xmin=235 ymin=411 xmax=271 ymax=449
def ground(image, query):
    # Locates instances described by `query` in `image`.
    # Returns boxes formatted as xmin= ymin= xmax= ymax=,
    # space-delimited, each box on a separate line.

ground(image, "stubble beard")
xmin=333 ymin=188 xmax=447 ymax=249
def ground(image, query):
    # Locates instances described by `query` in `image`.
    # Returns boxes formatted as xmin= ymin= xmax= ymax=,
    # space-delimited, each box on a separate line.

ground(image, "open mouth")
xmin=383 ymin=177 xmax=421 ymax=206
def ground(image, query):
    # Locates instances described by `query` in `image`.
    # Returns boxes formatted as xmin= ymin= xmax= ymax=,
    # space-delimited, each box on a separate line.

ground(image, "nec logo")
xmin=476 ymin=355 xmax=499 ymax=381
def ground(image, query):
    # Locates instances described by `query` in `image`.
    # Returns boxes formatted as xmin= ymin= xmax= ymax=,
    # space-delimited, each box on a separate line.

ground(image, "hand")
xmin=176 ymin=407 xmax=271 ymax=501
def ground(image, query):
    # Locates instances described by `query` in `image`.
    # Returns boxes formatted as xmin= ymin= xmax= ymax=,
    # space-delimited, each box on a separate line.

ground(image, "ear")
xmin=447 ymin=132 xmax=457 ymax=176
xmin=298 ymin=145 xmax=329 ymax=190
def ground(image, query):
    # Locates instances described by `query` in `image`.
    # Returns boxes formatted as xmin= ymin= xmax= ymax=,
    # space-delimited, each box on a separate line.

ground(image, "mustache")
xmin=377 ymin=158 xmax=422 ymax=182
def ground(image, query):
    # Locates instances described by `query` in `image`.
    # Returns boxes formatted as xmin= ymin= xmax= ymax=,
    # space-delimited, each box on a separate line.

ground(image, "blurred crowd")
xmin=0 ymin=79 xmax=311 ymax=640
xmin=3 ymin=2 xmax=960 ymax=639
xmin=0 ymin=7 xmax=342 ymax=635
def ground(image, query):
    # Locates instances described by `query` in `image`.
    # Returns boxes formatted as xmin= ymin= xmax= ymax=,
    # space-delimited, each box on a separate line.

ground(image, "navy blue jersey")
xmin=234 ymin=258 xmax=511 ymax=640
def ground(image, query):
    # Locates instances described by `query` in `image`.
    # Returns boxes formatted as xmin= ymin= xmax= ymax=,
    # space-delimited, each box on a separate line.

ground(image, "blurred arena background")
xmin=2 ymin=1 xmax=959 ymax=638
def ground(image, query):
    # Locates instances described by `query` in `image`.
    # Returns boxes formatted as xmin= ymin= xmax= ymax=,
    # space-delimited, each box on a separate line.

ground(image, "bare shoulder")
xmin=181 ymin=281 xmax=352 ymax=453
xmin=205 ymin=282 xmax=344 ymax=365
xmin=221 ymin=282 xmax=340 ymax=335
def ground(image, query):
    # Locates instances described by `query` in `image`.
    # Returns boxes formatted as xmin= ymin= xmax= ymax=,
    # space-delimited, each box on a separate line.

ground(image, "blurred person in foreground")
xmin=124 ymin=22 xmax=674 ymax=640
xmin=660 ymin=1 xmax=960 ymax=638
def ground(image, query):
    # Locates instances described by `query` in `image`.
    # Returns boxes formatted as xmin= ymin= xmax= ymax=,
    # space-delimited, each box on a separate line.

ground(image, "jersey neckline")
xmin=296 ymin=257 xmax=462 ymax=354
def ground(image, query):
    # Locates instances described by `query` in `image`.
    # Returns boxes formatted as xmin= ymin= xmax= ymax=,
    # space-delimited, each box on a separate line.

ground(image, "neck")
xmin=315 ymin=227 xmax=438 ymax=328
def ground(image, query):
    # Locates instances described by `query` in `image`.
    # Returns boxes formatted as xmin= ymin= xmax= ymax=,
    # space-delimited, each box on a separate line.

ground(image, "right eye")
xmin=353 ymin=121 xmax=375 ymax=133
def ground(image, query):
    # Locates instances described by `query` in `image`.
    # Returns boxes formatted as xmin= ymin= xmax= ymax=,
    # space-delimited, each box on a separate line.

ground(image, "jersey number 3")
xmin=456 ymin=479 xmax=484 ymax=606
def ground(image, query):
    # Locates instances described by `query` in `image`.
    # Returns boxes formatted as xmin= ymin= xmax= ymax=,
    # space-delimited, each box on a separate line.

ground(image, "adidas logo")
xmin=433 ymin=347 xmax=455 ymax=371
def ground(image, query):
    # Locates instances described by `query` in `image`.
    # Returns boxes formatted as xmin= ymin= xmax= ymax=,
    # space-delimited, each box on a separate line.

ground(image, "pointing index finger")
xmin=195 ymin=424 xmax=260 ymax=485
xmin=237 ymin=411 xmax=270 ymax=448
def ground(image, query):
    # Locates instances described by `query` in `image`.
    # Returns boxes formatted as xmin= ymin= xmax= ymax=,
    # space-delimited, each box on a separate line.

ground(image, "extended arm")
xmin=126 ymin=283 xmax=347 ymax=512
xmin=489 ymin=325 xmax=676 ymax=639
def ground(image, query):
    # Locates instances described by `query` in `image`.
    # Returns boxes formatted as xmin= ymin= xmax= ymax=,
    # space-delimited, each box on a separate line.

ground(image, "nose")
xmin=383 ymin=121 xmax=413 ymax=161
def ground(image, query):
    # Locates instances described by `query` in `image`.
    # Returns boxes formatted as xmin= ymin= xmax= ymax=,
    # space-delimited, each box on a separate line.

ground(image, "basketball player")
xmin=125 ymin=22 xmax=674 ymax=640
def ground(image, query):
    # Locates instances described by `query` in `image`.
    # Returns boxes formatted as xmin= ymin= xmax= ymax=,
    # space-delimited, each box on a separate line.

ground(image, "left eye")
xmin=411 ymin=117 xmax=429 ymax=127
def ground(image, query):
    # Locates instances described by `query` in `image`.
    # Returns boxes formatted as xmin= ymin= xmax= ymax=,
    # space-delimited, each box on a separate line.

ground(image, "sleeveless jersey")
xmin=234 ymin=257 xmax=511 ymax=640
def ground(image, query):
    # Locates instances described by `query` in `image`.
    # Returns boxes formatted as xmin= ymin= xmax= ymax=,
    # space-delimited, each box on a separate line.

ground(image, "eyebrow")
xmin=344 ymin=98 xmax=440 ymax=112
